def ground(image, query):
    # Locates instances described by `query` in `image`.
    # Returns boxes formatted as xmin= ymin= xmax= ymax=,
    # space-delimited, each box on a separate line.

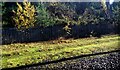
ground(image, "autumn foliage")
xmin=13 ymin=0 xmax=36 ymax=30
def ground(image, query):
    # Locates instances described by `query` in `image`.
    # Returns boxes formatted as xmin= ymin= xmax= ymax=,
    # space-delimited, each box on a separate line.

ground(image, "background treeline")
xmin=1 ymin=2 xmax=120 ymax=44
xmin=1 ymin=2 xmax=120 ymax=28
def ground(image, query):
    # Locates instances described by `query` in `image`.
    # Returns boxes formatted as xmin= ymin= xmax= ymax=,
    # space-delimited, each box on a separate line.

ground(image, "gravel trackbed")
xmin=17 ymin=51 xmax=120 ymax=70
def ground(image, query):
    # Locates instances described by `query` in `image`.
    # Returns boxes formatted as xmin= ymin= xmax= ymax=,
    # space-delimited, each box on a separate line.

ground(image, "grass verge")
xmin=1 ymin=35 xmax=120 ymax=69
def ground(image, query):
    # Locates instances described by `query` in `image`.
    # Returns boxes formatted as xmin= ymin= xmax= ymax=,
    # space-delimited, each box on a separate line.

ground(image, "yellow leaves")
xmin=63 ymin=25 xmax=71 ymax=31
xmin=31 ymin=6 xmax=35 ymax=12
xmin=101 ymin=0 xmax=107 ymax=11
xmin=23 ymin=0 xmax=27 ymax=6
xmin=12 ymin=10 xmax=16 ymax=13
xmin=17 ymin=2 xmax=23 ymax=12
xmin=13 ymin=1 xmax=36 ymax=30
xmin=27 ymin=2 xmax=31 ymax=7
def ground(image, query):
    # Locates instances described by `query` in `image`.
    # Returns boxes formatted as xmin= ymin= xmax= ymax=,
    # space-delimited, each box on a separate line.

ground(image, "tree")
xmin=118 ymin=2 xmax=120 ymax=34
xmin=35 ymin=3 xmax=55 ymax=27
xmin=113 ymin=2 xmax=120 ymax=34
xmin=47 ymin=3 xmax=77 ymax=38
xmin=13 ymin=0 xmax=36 ymax=30
xmin=2 ymin=2 xmax=17 ymax=28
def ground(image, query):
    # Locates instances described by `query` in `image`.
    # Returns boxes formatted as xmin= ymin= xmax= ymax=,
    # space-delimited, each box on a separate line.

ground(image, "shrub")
xmin=12 ymin=0 xmax=36 ymax=30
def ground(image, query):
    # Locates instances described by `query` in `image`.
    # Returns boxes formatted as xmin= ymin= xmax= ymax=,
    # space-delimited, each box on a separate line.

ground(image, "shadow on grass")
xmin=2 ymin=50 xmax=120 ymax=70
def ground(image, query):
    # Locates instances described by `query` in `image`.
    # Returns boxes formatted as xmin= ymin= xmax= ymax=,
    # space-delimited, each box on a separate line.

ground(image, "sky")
xmin=109 ymin=0 xmax=114 ymax=4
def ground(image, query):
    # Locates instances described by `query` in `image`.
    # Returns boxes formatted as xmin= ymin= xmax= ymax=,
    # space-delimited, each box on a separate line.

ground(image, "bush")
xmin=12 ymin=1 xmax=36 ymax=30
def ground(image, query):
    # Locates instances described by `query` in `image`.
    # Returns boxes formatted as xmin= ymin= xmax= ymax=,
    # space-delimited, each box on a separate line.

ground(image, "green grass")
xmin=1 ymin=35 xmax=120 ymax=69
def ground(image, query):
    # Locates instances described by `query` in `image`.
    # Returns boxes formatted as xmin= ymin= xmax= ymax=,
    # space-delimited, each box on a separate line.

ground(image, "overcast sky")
xmin=109 ymin=0 xmax=114 ymax=4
